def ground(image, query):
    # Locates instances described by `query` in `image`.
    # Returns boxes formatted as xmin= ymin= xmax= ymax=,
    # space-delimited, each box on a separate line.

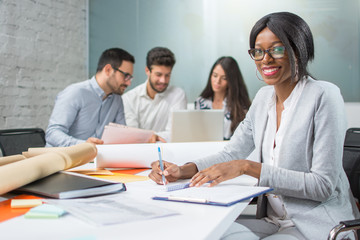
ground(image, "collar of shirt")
xmin=205 ymin=97 xmax=228 ymax=111
xmin=282 ymin=77 xmax=308 ymax=115
xmin=90 ymin=76 xmax=109 ymax=100
xmin=222 ymin=97 xmax=228 ymax=110
xmin=139 ymin=79 xmax=168 ymax=100
xmin=267 ymin=78 xmax=308 ymax=113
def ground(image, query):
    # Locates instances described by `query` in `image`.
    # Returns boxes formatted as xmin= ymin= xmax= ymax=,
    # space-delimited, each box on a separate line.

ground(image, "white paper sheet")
xmin=154 ymin=178 xmax=271 ymax=206
xmin=95 ymin=141 xmax=227 ymax=168
xmin=101 ymin=123 xmax=154 ymax=144
xmin=46 ymin=194 xmax=178 ymax=226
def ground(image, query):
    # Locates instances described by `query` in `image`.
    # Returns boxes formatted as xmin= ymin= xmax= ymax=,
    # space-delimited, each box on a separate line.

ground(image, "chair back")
xmin=0 ymin=128 xmax=46 ymax=156
xmin=343 ymin=128 xmax=360 ymax=201
xmin=327 ymin=128 xmax=360 ymax=240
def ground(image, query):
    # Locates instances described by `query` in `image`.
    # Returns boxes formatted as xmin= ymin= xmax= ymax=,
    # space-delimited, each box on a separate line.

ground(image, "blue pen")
xmin=157 ymin=146 xmax=166 ymax=185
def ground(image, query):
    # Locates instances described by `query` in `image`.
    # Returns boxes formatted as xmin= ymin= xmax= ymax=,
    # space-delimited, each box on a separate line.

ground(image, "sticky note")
xmin=24 ymin=204 xmax=66 ymax=219
xmin=24 ymin=212 xmax=60 ymax=219
xmin=11 ymin=199 xmax=43 ymax=208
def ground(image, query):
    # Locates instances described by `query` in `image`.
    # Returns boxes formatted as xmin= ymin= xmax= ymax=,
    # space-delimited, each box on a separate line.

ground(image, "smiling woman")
xmin=148 ymin=12 xmax=360 ymax=240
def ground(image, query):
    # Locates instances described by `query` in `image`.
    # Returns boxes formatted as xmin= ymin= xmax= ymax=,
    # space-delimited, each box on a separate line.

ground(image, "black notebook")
xmin=15 ymin=171 xmax=126 ymax=199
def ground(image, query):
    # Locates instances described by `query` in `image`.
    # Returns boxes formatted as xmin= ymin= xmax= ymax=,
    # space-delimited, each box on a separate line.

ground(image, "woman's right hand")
xmin=148 ymin=160 xmax=182 ymax=184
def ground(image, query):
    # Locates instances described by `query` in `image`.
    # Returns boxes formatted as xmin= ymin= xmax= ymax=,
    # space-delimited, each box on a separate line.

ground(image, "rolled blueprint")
xmin=0 ymin=143 xmax=97 ymax=195
xmin=0 ymin=154 xmax=26 ymax=166
xmin=96 ymin=141 xmax=228 ymax=168
xmin=26 ymin=143 xmax=97 ymax=169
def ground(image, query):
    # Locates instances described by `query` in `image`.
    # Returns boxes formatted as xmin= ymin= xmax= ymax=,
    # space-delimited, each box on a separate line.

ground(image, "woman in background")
xmin=194 ymin=57 xmax=251 ymax=140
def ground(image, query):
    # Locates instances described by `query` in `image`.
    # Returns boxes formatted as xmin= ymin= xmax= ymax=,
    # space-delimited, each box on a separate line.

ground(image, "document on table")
xmin=46 ymin=194 xmax=178 ymax=226
xmin=101 ymin=123 xmax=154 ymax=144
xmin=153 ymin=180 xmax=272 ymax=207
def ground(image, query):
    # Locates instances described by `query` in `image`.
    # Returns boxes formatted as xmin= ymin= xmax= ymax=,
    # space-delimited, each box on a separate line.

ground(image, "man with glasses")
xmin=122 ymin=47 xmax=187 ymax=142
xmin=46 ymin=48 xmax=135 ymax=147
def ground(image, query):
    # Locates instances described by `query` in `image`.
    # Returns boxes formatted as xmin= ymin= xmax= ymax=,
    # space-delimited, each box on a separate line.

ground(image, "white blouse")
xmin=262 ymin=78 xmax=307 ymax=230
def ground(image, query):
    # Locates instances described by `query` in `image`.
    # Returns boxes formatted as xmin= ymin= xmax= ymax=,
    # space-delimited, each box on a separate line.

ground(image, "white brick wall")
xmin=0 ymin=0 xmax=87 ymax=130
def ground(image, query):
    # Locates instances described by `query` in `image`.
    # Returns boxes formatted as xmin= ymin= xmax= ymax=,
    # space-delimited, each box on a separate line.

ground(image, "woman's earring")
xmin=295 ymin=64 xmax=299 ymax=81
xmin=256 ymin=68 xmax=264 ymax=81
xmin=292 ymin=64 xmax=299 ymax=82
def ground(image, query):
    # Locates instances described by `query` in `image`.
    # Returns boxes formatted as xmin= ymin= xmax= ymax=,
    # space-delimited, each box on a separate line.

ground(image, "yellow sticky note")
xmin=92 ymin=173 xmax=149 ymax=183
xmin=11 ymin=199 xmax=43 ymax=208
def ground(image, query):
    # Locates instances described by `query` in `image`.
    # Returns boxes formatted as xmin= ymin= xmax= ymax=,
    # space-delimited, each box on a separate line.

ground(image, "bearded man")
xmin=46 ymin=48 xmax=135 ymax=147
xmin=122 ymin=47 xmax=187 ymax=142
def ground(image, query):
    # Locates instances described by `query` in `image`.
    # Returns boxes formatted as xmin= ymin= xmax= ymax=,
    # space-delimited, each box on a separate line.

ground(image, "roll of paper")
xmin=0 ymin=143 xmax=97 ymax=195
xmin=0 ymin=155 xmax=26 ymax=166
xmin=26 ymin=143 xmax=98 ymax=169
xmin=96 ymin=141 xmax=227 ymax=168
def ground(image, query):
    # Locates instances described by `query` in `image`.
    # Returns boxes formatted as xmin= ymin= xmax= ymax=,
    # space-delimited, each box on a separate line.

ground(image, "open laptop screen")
xmin=171 ymin=109 xmax=224 ymax=142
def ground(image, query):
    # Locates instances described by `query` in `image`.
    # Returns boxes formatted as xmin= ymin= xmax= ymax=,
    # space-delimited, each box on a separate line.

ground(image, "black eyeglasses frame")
xmin=112 ymin=67 xmax=134 ymax=82
xmin=248 ymin=46 xmax=286 ymax=61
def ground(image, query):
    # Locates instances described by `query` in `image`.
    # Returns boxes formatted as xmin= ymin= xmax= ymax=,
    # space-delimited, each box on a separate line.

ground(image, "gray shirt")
xmin=193 ymin=77 xmax=360 ymax=239
xmin=46 ymin=76 xmax=126 ymax=147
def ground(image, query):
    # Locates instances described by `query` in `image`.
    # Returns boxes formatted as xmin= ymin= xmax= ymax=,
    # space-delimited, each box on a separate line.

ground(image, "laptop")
xmin=171 ymin=109 xmax=224 ymax=142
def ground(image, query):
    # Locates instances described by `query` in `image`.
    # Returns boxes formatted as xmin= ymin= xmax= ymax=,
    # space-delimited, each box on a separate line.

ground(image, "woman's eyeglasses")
xmin=248 ymin=46 xmax=286 ymax=61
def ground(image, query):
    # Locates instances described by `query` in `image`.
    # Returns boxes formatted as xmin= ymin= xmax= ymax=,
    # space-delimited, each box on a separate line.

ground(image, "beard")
xmin=148 ymin=75 xmax=168 ymax=93
xmin=107 ymin=79 xmax=127 ymax=95
xmin=114 ymin=84 xmax=128 ymax=95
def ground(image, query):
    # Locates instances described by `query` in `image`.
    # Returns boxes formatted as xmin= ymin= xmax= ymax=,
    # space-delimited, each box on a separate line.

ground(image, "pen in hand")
xmin=157 ymin=146 xmax=166 ymax=185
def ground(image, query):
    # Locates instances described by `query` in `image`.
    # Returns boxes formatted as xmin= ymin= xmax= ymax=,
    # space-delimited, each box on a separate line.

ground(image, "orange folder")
xmin=111 ymin=168 xmax=149 ymax=175
xmin=0 ymin=194 xmax=43 ymax=223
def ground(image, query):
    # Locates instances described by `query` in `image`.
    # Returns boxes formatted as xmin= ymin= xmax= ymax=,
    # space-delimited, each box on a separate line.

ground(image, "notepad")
xmin=154 ymin=182 xmax=272 ymax=207
xmin=91 ymin=173 xmax=149 ymax=183
xmin=24 ymin=204 xmax=66 ymax=219
xmin=11 ymin=199 xmax=43 ymax=208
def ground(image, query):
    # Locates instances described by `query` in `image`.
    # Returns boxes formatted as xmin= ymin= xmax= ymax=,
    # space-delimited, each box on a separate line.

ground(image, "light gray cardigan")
xmin=194 ymin=77 xmax=360 ymax=240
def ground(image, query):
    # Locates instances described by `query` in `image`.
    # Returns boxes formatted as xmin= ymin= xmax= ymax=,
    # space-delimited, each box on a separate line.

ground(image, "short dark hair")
xmin=96 ymin=48 xmax=135 ymax=73
xmin=200 ymin=56 xmax=251 ymax=133
xmin=249 ymin=12 xmax=314 ymax=82
xmin=146 ymin=47 xmax=176 ymax=70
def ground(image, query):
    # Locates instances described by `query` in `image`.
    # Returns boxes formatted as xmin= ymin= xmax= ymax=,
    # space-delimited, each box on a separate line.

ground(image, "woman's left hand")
xmin=190 ymin=160 xmax=261 ymax=187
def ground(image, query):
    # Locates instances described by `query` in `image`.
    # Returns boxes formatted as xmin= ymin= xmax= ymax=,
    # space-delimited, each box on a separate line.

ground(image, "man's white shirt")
xmin=122 ymin=80 xmax=187 ymax=142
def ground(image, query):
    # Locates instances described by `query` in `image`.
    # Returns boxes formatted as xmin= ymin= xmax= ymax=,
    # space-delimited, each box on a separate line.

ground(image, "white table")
xmin=0 ymin=172 xmax=257 ymax=240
